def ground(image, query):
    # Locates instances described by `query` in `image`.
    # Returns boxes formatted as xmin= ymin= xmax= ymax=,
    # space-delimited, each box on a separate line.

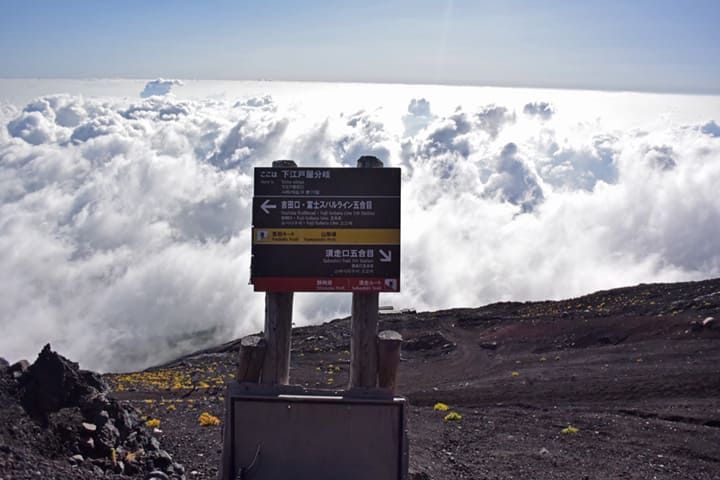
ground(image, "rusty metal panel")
xmin=224 ymin=385 xmax=407 ymax=480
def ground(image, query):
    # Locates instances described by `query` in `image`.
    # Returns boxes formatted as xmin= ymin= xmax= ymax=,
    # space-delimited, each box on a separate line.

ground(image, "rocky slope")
xmin=2 ymin=277 xmax=719 ymax=479
xmin=0 ymin=346 xmax=184 ymax=479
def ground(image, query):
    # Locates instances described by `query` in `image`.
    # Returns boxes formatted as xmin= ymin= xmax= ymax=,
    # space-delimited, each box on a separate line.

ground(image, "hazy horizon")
xmin=4 ymin=76 xmax=720 ymax=97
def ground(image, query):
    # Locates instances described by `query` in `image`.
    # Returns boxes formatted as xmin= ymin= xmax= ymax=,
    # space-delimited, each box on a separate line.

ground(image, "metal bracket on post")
xmin=350 ymin=155 xmax=384 ymax=389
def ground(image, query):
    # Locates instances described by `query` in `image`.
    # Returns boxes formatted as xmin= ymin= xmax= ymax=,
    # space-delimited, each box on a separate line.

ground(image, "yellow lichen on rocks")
xmin=444 ymin=412 xmax=462 ymax=421
xmin=198 ymin=412 xmax=221 ymax=426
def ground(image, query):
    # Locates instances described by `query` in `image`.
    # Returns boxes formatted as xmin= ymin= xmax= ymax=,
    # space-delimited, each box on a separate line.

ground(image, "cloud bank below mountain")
xmin=1 ymin=80 xmax=719 ymax=371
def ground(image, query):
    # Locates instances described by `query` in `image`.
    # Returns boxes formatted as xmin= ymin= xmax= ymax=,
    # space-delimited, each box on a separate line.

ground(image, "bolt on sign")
xmin=251 ymin=167 xmax=401 ymax=292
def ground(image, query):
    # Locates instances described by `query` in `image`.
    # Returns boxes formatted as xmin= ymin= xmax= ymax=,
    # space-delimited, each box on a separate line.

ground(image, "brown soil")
xmin=3 ymin=277 xmax=720 ymax=479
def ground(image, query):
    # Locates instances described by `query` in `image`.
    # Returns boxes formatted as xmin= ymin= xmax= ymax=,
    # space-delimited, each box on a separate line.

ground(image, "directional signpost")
xmin=251 ymin=166 xmax=401 ymax=292
xmin=220 ymin=159 xmax=407 ymax=480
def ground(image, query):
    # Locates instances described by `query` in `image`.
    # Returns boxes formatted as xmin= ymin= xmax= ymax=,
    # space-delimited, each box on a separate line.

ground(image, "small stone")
xmin=539 ymin=447 xmax=551 ymax=455
xmin=479 ymin=341 xmax=498 ymax=350
xmin=689 ymin=320 xmax=703 ymax=332
xmin=10 ymin=359 xmax=30 ymax=379
xmin=125 ymin=459 xmax=140 ymax=475
xmin=95 ymin=410 xmax=110 ymax=425
xmin=81 ymin=422 xmax=97 ymax=433
xmin=81 ymin=393 xmax=111 ymax=417
xmin=10 ymin=359 xmax=30 ymax=372
xmin=69 ymin=454 xmax=84 ymax=464
xmin=702 ymin=317 xmax=716 ymax=329
xmin=145 ymin=472 xmax=170 ymax=480
xmin=116 ymin=409 xmax=139 ymax=434
xmin=85 ymin=436 xmax=95 ymax=449
xmin=410 ymin=472 xmax=431 ymax=480
xmin=95 ymin=421 xmax=120 ymax=453
xmin=171 ymin=462 xmax=185 ymax=474
xmin=79 ymin=369 xmax=109 ymax=393
xmin=151 ymin=450 xmax=173 ymax=469
xmin=147 ymin=435 xmax=161 ymax=451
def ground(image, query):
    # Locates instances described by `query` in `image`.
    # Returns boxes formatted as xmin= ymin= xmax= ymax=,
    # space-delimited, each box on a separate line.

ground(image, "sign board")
xmin=251 ymin=167 xmax=401 ymax=292
xmin=220 ymin=384 xmax=408 ymax=480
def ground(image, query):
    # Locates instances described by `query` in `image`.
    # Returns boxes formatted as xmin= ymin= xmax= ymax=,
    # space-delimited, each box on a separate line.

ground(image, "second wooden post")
xmin=350 ymin=155 xmax=384 ymax=388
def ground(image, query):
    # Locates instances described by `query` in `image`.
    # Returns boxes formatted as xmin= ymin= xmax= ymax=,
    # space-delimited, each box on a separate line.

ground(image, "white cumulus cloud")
xmin=140 ymin=78 xmax=183 ymax=98
xmin=1 ymin=82 xmax=719 ymax=372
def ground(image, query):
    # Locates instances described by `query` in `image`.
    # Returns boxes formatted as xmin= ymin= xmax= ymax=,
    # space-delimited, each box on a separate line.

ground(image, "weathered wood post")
xmin=236 ymin=335 xmax=267 ymax=383
xmin=260 ymin=159 xmax=297 ymax=385
xmin=350 ymin=155 xmax=384 ymax=388
xmin=377 ymin=330 xmax=402 ymax=393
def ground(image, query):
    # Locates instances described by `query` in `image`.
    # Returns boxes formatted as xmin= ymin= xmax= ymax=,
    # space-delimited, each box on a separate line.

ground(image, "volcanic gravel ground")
xmin=3 ymin=278 xmax=720 ymax=479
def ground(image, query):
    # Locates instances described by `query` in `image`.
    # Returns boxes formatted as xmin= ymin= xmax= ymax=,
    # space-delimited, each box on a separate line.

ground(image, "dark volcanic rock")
xmin=404 ymin=332 xmax=456 ymax=355
xmin=9 ymin=359 xmax=30 ymax=379
xmin=146 ymin=471 xmax=170 ymax=480
xmin=95 ymin=420 xmax=120 ymax=454
xmin=19 ymin=344 xmax=101 ymax=420
xmin=479 ymin=341 xmax=499 ymax=350
xmin=4 ymin=344 xmax=185 ymax=478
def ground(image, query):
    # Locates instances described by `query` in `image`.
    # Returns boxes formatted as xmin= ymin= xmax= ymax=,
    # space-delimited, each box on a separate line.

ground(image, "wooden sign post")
xmin=350 ymin=155 xmax=383 ymax=389
xmin=260 ymin=160 xmax=297 ymax=385
xmin=261 ymin=291 xmax=293 ymax=384
xmin=249 ymin=157 xmax=401 ymax=388
xmin=221 ymin=156 xmax=407 ymax=480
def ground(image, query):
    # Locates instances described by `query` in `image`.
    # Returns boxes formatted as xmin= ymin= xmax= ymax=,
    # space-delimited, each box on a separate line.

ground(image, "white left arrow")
xmin=379 ymin=249 xmax=392 ymax=263
xmin=260 ymin=199 xmax=277 ymax=214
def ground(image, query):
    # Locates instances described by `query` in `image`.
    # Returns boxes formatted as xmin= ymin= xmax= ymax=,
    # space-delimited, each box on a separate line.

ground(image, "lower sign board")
xmin=251 ymin=244 xmax=400 ymax=292
xmin=219 ymin=384 xmax=408 ymax=480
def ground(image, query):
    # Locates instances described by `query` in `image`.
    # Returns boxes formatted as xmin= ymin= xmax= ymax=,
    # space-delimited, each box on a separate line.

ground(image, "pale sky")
xmin=1 ymin=0 xmax=719 ymax=92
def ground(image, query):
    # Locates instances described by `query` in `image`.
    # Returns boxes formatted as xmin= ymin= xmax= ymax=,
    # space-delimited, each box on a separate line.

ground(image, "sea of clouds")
xmin=1 ymin=79 xmax=719 ymax=372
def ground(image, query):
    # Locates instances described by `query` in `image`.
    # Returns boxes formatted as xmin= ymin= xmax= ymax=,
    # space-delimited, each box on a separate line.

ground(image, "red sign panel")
xmin=252 ymin=277 xmax=400 ymax=293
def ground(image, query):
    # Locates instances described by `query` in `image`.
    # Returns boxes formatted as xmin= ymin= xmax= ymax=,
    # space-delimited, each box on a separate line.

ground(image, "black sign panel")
xmin=253 ymin=196 xmax=400 ymax=228
xmin=252 ymin=245 xmax=400 ymax=278
xmin=251 ymin=167 xmax=401 ymax=292
xmin=254 ymin=168 xmax=401 ymax=197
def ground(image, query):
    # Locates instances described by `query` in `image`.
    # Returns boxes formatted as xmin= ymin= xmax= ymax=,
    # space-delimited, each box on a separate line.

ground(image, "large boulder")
xmin=19 ymin=344 xmax=106 ymax=420
xmin=15 ymin=344 xmax=185 ymax=478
